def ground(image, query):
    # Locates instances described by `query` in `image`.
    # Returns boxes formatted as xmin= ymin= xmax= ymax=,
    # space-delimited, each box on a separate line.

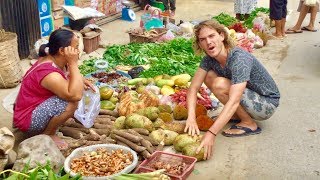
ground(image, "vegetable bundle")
xmin=102 ymin=38 xmax=202 ymax=78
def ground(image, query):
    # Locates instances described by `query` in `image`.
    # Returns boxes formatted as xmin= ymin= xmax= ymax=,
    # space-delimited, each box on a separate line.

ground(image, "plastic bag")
xmin=74 ymin=86 xmax=100 ymax=128
xmin=253 ymin=17 xmax=265 ymax=32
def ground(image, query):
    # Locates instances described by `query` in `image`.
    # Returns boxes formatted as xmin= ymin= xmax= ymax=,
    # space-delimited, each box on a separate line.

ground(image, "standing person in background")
xmin=270 ymin=0 xmax=288 ymax=38
xmin=286 ymin=0 xmax=319 ymax=33
xmin=234 ymin=0 xmax=257 ymax=20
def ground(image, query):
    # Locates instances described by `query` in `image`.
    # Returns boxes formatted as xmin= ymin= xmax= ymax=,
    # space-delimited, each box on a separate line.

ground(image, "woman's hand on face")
xmin=83 ymin=78 xmax=96 ymax=92
xmin=184 ymin=117 xmax=200 ymax=136
xmin=64 ymin=46 xmax=79 ymax=65
xmin=197 ymin=131 xmax=215 ymax=160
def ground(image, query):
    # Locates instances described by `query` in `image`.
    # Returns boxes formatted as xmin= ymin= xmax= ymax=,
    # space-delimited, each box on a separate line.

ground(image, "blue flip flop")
xmin=222 ymin=125 xmax=262 ymax=137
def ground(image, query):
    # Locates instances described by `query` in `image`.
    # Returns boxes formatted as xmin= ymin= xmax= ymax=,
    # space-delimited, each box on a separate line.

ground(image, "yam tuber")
xmin=112 ymin=130 xmax=143 ymax=143
xmin=141 ymin=150 xmax=152 ymax=159
xmin=111 ymin=134 xmax=146 ymax=152
xmin=141 ymin=135 xmax=159 ymax=146
xmin=89 ymin=128 xmax=111 ymax=136
xmin=96 ymin=115 xmax=116 ymax=121
xmin=99 ymin=109 xmax=119 ymax=117
xmin=141 ymin=139 xmax=154 ymax=154
xmin=63 ymin=118 xmax=85 ymax=128
xmin=131 ymin=128 xmax=150 ymax=136
xmin=93 ymin=123 xmax=112 ymax=129
xmin=116 ymin=141 xmax=130 ymax=148
xmin=59 ymin=127 xmax=86 ymax=139
xmin=94 ymin=118 xmax=114 ymax=125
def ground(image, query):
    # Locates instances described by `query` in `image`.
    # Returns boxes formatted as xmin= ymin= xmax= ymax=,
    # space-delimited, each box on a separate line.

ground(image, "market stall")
xmin=0 ymin=7 xmax=274 ymax=180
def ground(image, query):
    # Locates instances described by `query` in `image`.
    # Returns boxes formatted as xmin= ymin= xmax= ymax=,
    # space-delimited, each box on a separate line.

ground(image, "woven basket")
xmin=0 ymin=30 xmax=23 ymax=88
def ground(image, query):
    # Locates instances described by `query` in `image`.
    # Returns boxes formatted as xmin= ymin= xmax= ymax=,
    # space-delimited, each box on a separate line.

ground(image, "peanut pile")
xmin=70 ymin=148 xmax=133 ymax=177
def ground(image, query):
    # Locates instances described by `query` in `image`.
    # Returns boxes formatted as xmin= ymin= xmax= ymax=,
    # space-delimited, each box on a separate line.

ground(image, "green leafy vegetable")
xmin=102 ymin=38 xmax=202 ymax=78
xmin=243 ymin=7 xmax=270 ymax=28
xmin=0 ymin=161 xmax=82 ymax=180
xmin=212 ymin=13 xmax=238 ymax=27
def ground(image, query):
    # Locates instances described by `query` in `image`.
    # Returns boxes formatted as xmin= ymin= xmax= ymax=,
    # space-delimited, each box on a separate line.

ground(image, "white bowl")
xmin=64 ymin=144 xmax=138 ymax=180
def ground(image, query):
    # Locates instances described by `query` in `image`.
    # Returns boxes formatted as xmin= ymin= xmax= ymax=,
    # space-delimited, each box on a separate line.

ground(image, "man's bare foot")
xmin=50 ymin=135 xmax=68 ymax=150
xmin=272 ymin=33 xmax=284 ymax=39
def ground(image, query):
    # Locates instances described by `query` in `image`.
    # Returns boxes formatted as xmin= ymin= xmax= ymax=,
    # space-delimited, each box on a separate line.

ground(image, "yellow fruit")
xmin=174 ymin=78 xmax=189 ymax=87
xmin=161 ymin=85 xmax=175 ymax=95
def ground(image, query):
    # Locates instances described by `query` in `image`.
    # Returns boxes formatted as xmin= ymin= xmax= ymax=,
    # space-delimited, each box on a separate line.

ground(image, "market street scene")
xmin=0 ymin=0 xmax=319 ymax=179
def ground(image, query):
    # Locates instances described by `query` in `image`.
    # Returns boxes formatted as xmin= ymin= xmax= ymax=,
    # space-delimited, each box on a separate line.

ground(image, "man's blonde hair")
xmin=193 ymin=20 xmax=236 ymax=55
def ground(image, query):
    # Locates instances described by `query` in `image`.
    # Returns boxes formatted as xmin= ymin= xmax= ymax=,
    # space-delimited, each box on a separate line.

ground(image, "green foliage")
xmin=78 ymin=58 xmax=98 ymax=75
xmin=0 ymin=161 xmax=82 ymax=180
xmin=212 ymin=13 xmax=238 ymax=27
xmin=243 ymin=7 xmax=270 ymax=28
xmin=102 ymin=38 xmax=202 ymax=78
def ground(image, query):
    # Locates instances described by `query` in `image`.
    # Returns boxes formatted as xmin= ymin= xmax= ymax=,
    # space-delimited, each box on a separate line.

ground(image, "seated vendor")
xmin=13 ymin=29 xmax=94 ymax=149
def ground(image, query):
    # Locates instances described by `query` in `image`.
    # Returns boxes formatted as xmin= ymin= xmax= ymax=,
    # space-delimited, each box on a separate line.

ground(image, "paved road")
xmin=0 ymin=0 xmax=319 ymax=179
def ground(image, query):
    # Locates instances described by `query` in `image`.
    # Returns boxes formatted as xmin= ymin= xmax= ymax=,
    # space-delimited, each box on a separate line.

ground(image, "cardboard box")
xmin=74 ymin=0 xmax=92 ymax=8
xmin=51 ymin=0 xmax=64 ymax=11
xmin=52 ymin=9 xmax=64 ymax=19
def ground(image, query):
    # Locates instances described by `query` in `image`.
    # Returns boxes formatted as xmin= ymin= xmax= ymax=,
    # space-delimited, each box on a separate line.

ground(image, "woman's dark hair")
xmin=38 ymin=29 xmax=74 ymax=57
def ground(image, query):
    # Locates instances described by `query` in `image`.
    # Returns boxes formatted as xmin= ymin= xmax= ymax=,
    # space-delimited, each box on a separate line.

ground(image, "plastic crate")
xmin=134 ymin=151 xmax=197 ymax=180
xmin=83 ymin=33 xmax=101 ymax=54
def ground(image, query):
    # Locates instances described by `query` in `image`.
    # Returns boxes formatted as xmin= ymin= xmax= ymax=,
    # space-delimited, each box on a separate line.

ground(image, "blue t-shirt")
xmin=199 ymin=47 xmax=280 ymax=107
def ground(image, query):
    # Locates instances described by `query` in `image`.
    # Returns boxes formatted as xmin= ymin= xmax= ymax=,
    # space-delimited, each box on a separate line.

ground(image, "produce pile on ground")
xmin=58 ymin=78 xmax=215 ymax=164
xmin=79 ymin=38 xmax=202 ymax=78
xmin=212 ymin=8 xmax=271 ymax=52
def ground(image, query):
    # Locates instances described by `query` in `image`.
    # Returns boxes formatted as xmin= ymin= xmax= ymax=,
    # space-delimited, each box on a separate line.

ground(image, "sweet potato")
xmin=111 ymin=134 xmax=146 ymax=152
xmin=59 ymin=127 xmax=86 ymax=139
xmin=99 ymin=109 xmax=119 ymax=117
xmin=112 ymin=130 xmax=143 ymax=143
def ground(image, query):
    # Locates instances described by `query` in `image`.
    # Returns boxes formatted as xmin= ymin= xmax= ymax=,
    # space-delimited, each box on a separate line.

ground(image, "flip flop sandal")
xmin=222 ymin=125 xmax=262 ymax=137
xmin=301 ymin=26 xmax=317 ymax=32
xmin=285 ymin=29 xmax=303 ymax=34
